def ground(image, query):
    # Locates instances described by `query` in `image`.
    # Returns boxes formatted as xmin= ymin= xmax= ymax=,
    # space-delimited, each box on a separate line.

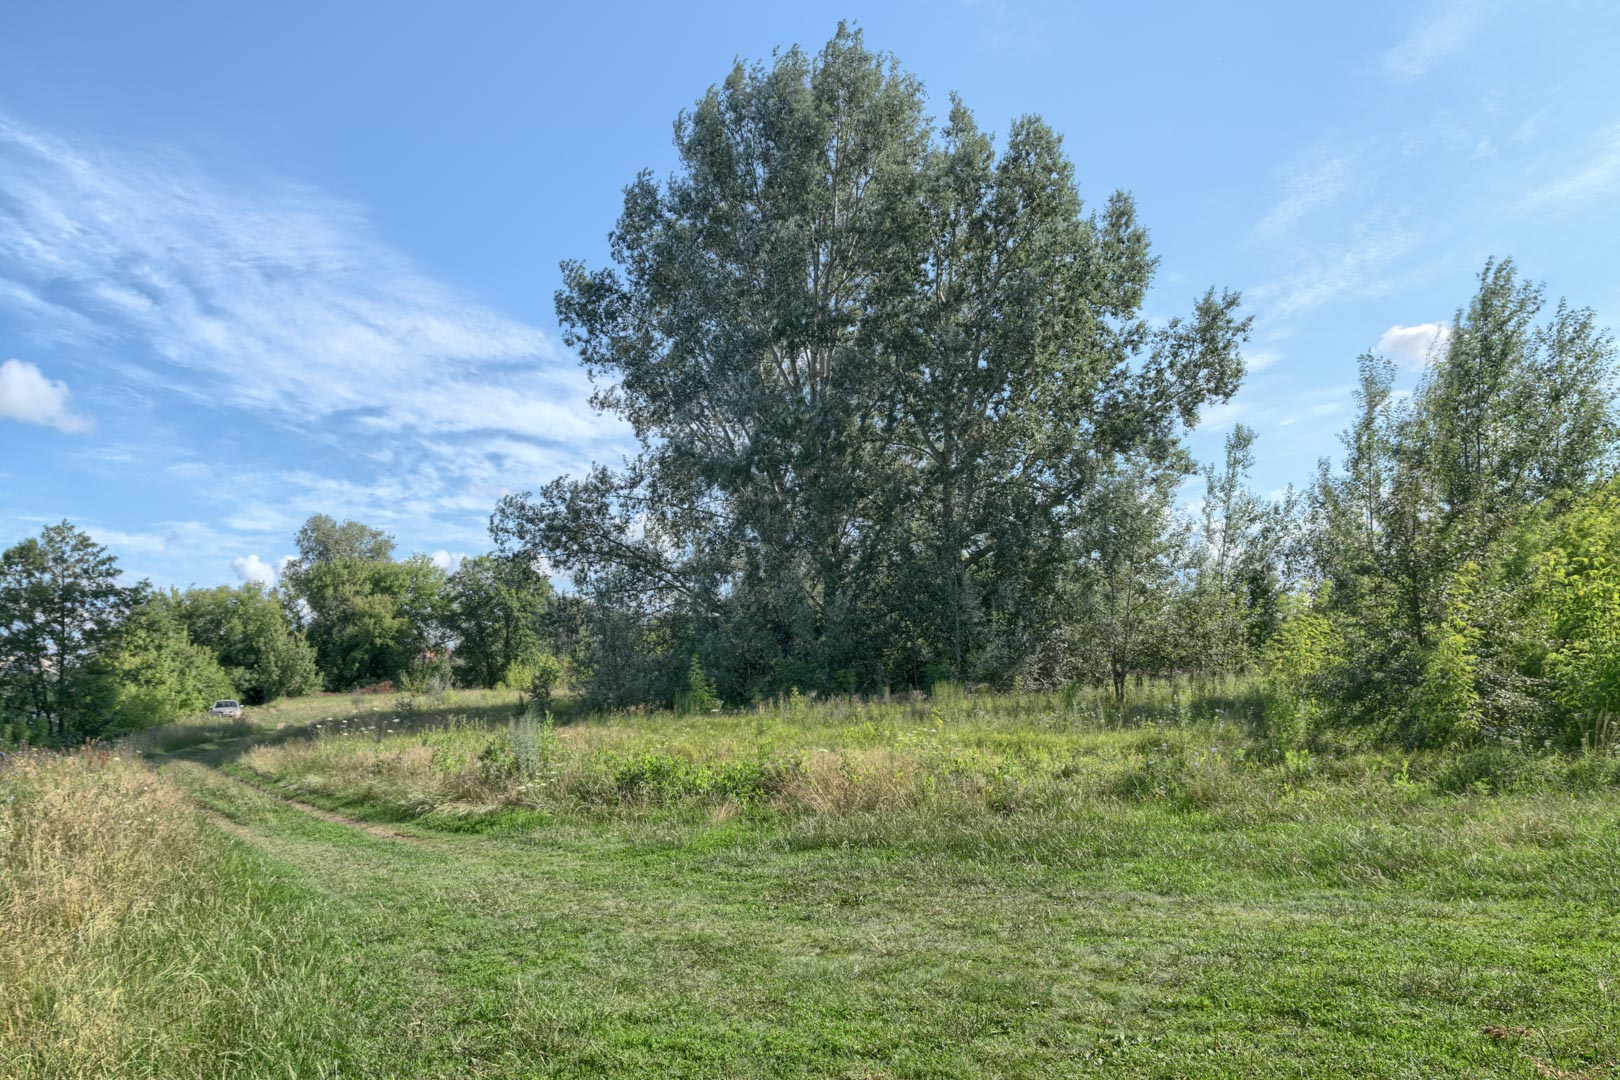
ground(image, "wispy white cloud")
xmin=1194 ymin=399 xmax=1250 ymax=433
xmin=1376 ymin=322 xmax=1452 ymax=370
xmin=74 ymin=515 xmax=303 ymax=587
xmin=1248 ymin=213 xmax=1418 ymax=322
xmin=958 ymin=0 xmax=1047 ymax=53
xmin=1254 ymin=149 xmax=1359 ymax=237
xmin=0 ymin=112 xmax=635 ymax=581
xmin=81 ymin=519 xmax=252 ymax=580
xmin=0 ymin=112 xmax=626 ymax=445
xmin=1245 ymin=349 xmax=1283 ymax=373
xmin=1520 ymin=122 xmax=1620 ymax=213
xmin=1382 ymin=1 xmax=1492 ymax=81
xmin=1211 ymin=384 xmax=1357 ymax=435
xmin=0 ymin=358 xmax=92 ymax=433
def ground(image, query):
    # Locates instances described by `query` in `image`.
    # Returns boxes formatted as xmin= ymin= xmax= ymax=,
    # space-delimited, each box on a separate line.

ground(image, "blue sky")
xmin=3 ymin=0 xmax=1619 ymax=588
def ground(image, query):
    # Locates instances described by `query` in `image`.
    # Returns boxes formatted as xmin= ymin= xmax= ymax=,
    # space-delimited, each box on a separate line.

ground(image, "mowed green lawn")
xmin=6 ymin=690 xmax=1618 ymax=1078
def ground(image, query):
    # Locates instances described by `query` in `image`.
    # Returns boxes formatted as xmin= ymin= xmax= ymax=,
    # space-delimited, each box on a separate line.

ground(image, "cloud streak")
xmin=1382 ymin=1 xmax=1491 ymax=81
xmin=1520 ymin=122 xmax=1620 ymax=213
xmin=1247 ymin=213 xmax=1418 ymax=322
xmin=0 ymin=114 xmax=623 ymax=445
xmin=1253 ymin=150 xmax=1359 ymax=237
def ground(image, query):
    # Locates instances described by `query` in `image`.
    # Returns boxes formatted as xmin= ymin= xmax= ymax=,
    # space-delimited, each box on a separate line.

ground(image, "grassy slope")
xmin=7 ymin=689 xmax=1619 ymax=1077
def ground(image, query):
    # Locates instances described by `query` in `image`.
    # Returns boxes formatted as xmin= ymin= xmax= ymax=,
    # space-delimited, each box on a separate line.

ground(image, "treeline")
xmin=0 ymin=525 xmax=321 ymax=742
xmin=487 ymin=29 xmax=1619 ymax=751
xmin=0 ymin=515 xmax=577 ymax=744
xmin=276 ymin=513 xmax=578 ymax=701
xmin=493 ymin=256 xmax=1619 ymax=754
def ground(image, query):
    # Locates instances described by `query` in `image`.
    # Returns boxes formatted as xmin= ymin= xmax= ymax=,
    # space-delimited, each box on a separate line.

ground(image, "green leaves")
xmin=504 ymin=27 xmax=1248 ymax=700
xmin=445 ymin=554 xmax=553 ymax=689
xmin=1308 ymin=259 xmax=1620 ymax=745
xmin=77 ymin=593 xmax=238 ymax=734
xmin=173 ymin=583 xmax=319 ymax=704
xmin=0 ymin=522 xmax=139 ymax=740
xmin=282 ymin=517 xmax=449 ymax=691
xmin=1535 ymin=482 xmax=1620 ymax=746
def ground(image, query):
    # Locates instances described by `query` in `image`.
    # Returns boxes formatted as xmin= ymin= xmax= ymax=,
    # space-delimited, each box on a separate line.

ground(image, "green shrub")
xmin=481 ymin=710 xmax=558 ymax=783
xmin=674 ymin=656 xmax=719 ymax=715
xmin=1259 ymin=591 xmax=1341 ymax=751
xmin=607 ymin=751 xmax=799 ymax=805
xmin=1411 ymin=563 xmax=1483 ymax=748
xmin=500 ymin=651 xmax=564 ymax=707
xmin=1538 ymin=482 xmax=1620 ymax=748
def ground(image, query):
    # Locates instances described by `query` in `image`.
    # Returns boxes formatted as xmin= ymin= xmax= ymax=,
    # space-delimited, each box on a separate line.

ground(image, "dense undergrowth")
xmin=202 ymin=682 xmax=1620 ymax=826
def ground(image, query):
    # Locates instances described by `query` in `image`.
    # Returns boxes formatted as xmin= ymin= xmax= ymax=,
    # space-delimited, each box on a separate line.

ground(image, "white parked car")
xmin=209 ymin=699 xmax=243 ymax=719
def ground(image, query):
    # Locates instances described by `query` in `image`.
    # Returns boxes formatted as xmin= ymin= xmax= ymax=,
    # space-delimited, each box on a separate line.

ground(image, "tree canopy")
xmin=494 ymin=25 xmax=1248 ymax=700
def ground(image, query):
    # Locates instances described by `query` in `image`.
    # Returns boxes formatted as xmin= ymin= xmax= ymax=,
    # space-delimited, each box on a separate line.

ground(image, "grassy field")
xmin=5 ymin=685 xmax=1619 ymax=1077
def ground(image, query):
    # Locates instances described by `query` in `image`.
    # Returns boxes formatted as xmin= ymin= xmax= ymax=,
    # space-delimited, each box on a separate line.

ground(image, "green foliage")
xmin=495 ymin=25 xmax=1247 ymax=702
xmin=1061 ymin=462 xmax=1187 ymax=699
xmin=283 ymin=514 xmax=395 ymax=570
xmin=0 ymin=522 xmax=139 ymax=742
xmin=1308 ymin=259 xmax=1619 ymax=745
xmin=1259 ymin=591 xmax=1341 ymax=750
xmin=174 ymin=582 xmax=320 ymax=704
xmin=503 ymin=650 xmax=563 ymax=708
xmin=444 ymin=554 xmax=552 ymax=688
xmin=76 ymin=593 xmax=237 ymax=734
xmin=282 ymin=516 xmax=448 ymax=690
xmin=1411 ymin=564 xmax=1483 ymax=748
xmin=1183 ymin=424 xmax=1298 ymax=672
xmin=1536 ymin=481 xmax=1620 ymax=748
xmin=674 ymin=655 xmax=719 ymax=715
xmin=479 ymin=709 xmax=560 ymax=784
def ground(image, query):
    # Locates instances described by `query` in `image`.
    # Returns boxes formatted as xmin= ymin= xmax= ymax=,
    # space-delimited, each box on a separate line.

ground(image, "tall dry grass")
xmin=0 ymin=749 xmax=358 ymax=1077
xmin=228 ymin=689 xmax=1620 ymax=825
xmin=1 ymin=749 xmax=206 ymax=940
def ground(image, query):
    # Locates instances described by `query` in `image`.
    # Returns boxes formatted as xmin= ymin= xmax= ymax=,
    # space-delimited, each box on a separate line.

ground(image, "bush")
xmin=73 ymin=599 xmax=237 ymax=736
xmin=501 ymin=652 xmax=564 ymax=707
xmin=1410 ymin=564 xmax=1483 ymax=748
xmin=1538 ymin=483 xmax=1620 ymax=748
xmin=674 ymin=656 xmax=719 ymax=715
xmin=1260 ymin=592 xmax=1341 ymax=751
xmin=479 ymin=710 xmax=559 ymax=783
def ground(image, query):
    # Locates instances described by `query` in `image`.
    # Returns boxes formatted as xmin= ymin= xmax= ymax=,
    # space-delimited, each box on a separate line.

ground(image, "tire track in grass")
xmin=162 ymin=759 xmax=444 ymax=848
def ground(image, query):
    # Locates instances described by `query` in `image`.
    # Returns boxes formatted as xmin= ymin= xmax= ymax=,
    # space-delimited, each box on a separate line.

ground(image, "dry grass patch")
xmin=0 ymin=749 xmax=361 ymax=1078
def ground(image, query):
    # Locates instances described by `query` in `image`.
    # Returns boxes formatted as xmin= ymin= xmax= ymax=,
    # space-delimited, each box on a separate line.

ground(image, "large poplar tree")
xmin=496 ymin=25 xmax=1249 ymax=699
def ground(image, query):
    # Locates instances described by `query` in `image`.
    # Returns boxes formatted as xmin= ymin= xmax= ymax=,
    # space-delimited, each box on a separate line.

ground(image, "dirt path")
xmin=158 ymin=758 xmax=440 ymax=846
